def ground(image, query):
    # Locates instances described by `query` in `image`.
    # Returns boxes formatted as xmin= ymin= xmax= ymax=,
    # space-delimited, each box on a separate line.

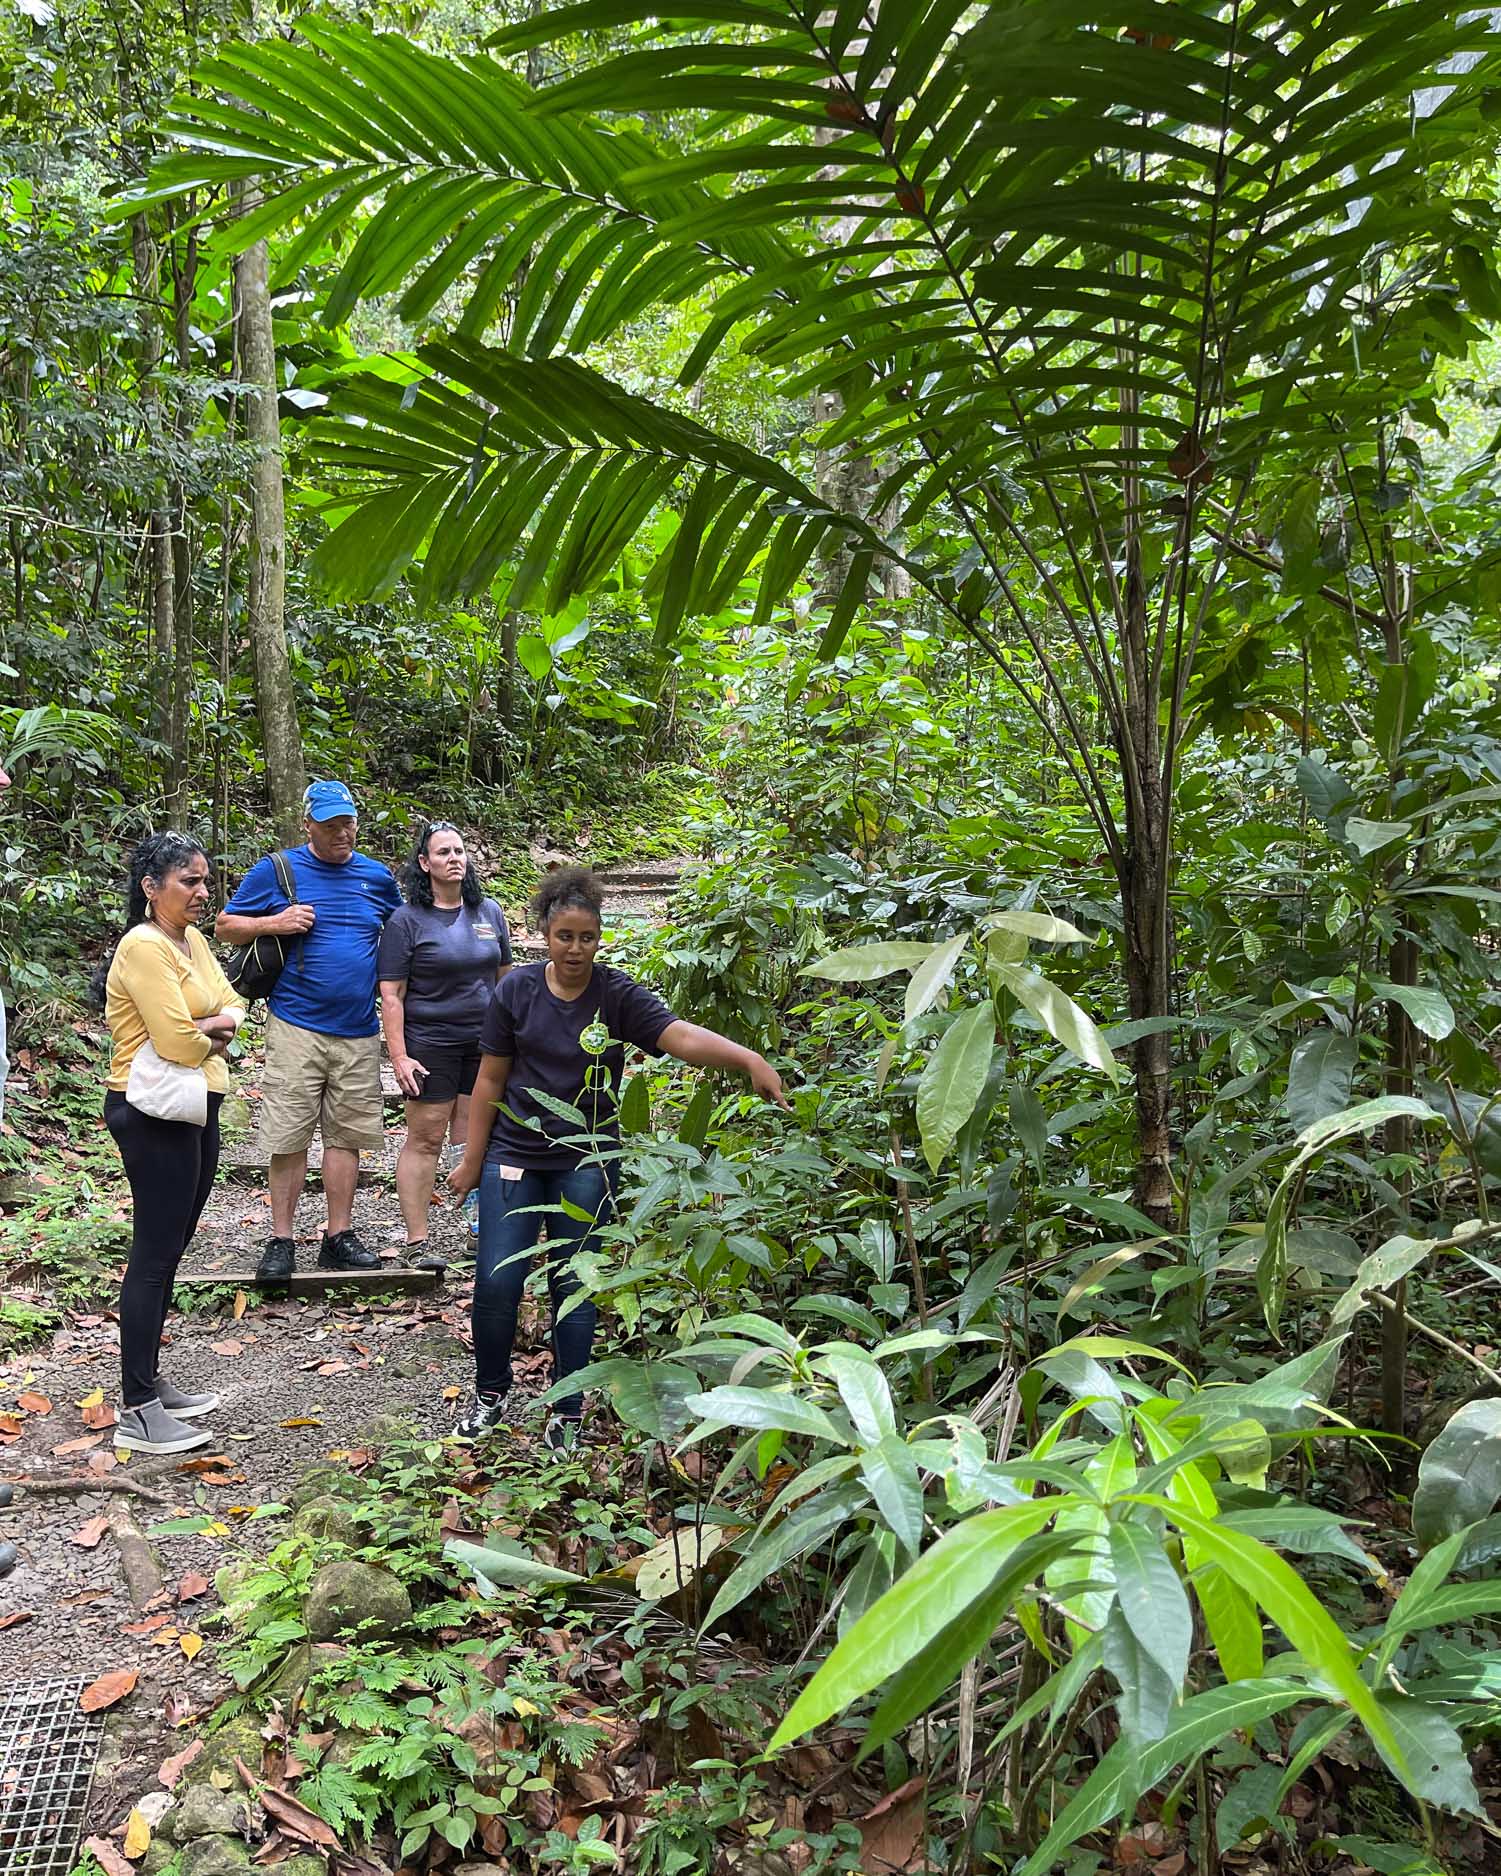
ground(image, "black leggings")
xmin=105 ymin=1090 xmax=223 ymax=1407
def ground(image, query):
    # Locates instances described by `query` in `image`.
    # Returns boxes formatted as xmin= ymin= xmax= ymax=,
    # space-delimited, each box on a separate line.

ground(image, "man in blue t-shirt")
xmin=217 ymin=780 xmax=401 ymax=1279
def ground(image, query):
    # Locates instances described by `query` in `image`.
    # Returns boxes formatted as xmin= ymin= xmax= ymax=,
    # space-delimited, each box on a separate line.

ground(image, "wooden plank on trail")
xmin=174 ymin=1266 xmax=443 ymax=1297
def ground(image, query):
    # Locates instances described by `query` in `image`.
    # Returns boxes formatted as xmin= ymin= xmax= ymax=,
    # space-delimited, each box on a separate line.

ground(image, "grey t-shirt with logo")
xmin=377 ymin=898 xmax=513 ymax=1053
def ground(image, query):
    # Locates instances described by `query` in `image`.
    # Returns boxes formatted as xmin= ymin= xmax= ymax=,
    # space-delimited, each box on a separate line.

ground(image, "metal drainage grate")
xmin=0 ymin=1677 xmax=105 ymax=1875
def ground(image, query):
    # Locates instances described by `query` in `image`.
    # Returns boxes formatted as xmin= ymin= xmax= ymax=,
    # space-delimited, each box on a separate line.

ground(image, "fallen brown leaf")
xmin=52 ymin=1433 xmax=104 ymax=1456
xmin=236 ymin=1760 xmax=339 ymax=1847
xmin=0 ymin=1413 xmax=22 ymax=1440
xmin=176 ymin=1571 xmax=211 ymax=1602
xmin=82 ymin=1401 xmax=118 ymax=1431
xmin=859 ymin=1777 xmax=927 ymax=1874
xmin=158 ymin=1739 xmax=203 ymax=1788
xmin=123 ymin=1616 xmax=173 ymax=1637
xmin=71 ymin=1514 xmax=110 ymax=1549
xmin=17 ymin=1392 xmax=51 ymax=1415
xmin=176 ymin=1455 xmax=232 ymax=1474
xmin=210 ymin=1340 xmax=243 ymax=1357
xmin=82 ymin=1837 xmax=134 ymax=1876
xmin=232 ymin=1290 xmax=247 ymax=1320
xmin=0 ymin=1611 xmax=33 ymax=1631
xmin=80 ymin=1670 xmax=138 ymax=1713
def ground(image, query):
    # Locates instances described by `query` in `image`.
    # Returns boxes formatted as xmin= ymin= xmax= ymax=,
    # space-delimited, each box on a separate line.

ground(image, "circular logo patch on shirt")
xmin=580 ymin=1019 xmax=611 ymax=1056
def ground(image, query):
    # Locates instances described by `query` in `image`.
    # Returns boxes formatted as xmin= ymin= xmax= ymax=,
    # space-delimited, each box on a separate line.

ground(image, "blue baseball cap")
xmin=304 ymin=779 xmax=358 ymax=821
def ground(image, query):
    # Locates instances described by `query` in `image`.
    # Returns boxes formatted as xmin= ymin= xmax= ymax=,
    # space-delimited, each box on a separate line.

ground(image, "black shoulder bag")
xmin=224 ymin=850 xmax=303 ymax=1003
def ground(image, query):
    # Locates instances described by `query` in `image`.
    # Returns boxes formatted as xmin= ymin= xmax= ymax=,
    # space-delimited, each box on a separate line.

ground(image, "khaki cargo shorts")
xmin=259 ymin=1014 xmax=384 ymax=1156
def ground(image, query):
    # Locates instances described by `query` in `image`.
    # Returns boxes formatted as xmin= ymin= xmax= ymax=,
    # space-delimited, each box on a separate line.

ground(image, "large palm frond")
xmin=305 ymin=340 xmax=911 ymax=651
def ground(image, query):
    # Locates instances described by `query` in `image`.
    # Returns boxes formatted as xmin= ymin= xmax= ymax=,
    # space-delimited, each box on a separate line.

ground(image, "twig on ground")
xmin=6 ymin=1472 xmax=176 ymax=1506
xmin=109 ymin=1507 xmax=165 ymax=1610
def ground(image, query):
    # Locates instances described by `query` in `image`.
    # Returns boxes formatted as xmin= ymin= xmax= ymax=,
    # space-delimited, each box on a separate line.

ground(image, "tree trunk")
xmin=130 ymin=214 xmax=176 ymax=725
xmin=234 ymin=223 xmax=306 ymax=839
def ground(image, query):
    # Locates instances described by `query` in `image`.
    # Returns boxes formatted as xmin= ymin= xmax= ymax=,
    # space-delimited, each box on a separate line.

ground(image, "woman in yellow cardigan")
xmin=99 ymin=831 xmax=246 ymax=1454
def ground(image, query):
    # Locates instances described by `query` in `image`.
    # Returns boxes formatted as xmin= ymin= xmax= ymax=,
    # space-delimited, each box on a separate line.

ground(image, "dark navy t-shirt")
xmin=478 ymin=962 xmax=676 ymax=1169
xmin=377 ymin=899 xmax=512 ymax=1052
xmin=224 ymin=847 xmax=401 ymax=1039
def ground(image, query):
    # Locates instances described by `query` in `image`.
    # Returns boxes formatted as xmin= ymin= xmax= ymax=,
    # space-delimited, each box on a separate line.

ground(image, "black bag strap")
xmin=270 ymin=849 xmax=297 ymax=906
xmin=269 ymin=849 xmax=305 ymax=974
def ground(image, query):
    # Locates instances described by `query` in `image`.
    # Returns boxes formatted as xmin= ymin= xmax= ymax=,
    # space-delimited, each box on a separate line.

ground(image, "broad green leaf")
xmin=1329 ymin=1235 xmax=1435 ymax=1329
xmin=983 ymin=908 xmax=1088 ymax=945
xmin=859 ymin=1434 xmax=926 ymax=1558
xmin=860 ymin=1532 xmax=1076 ymax=1756
xmin=1016 ymin=1682 xmax=1306 ymax=1876
xmin=616 ymin=1071 xmax=651 ymax=1135
xmin=685 ymin=1386 xmax=845 ymax=1445
xmin=1345 ymin=817 xmax=1411 ymax=856
xmin=993 ymin=962 xmax=1119 ymax=1082
xmin=1109 ymin=1521 xmax=1191 ymax=1692
xmin=800 ymin=941 xmax=936 ymax=984
xmin=1370 ymin=1696 xmax=1481 ymax=1815
xmin=1141 ymin=1497 xmax=1400 ymax=1772
xmin=819 ymin=1351 xmax=896 ymax=1444
xmin=1413 ymin=1400 xmax=1501 ymax=1548
xmin=1103 ymin=1599 xmax=1177 ymax=1762
xmin=1008 ymin=1082 xmax=1050 ymax=1168
xmin=446 ymin=1537 xmax=583 ymax=1590
xmin=916 ymin=1003 xmax=996 ymax=1171
xmin=905 ymin=930 xmax=972 ymax=1023
xmin=770 ymin=1500 xmax=1066 ymax=1749
xmin=1375 ymin=981 xmax=1456 ymax=1041
xmin=1284 ymin=1029 xmax=1358 ymax=1133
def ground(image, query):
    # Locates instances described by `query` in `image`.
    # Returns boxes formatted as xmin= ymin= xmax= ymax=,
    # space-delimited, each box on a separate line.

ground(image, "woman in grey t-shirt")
xmin=378 ymin=823 xmax=512 ymax=1266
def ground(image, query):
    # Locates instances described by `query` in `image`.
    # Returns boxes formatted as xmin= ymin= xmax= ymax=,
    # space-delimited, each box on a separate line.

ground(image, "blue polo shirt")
xmin=225 ymin=846 xmax=401 ymax=1038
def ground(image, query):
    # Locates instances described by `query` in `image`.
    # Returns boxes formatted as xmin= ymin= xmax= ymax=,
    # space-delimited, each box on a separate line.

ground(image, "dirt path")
xmin=0 ymin=860 xmax=687 ymax=1836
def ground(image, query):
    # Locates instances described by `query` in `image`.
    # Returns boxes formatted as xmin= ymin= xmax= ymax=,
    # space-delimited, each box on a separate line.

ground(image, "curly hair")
xmin=532 ymin=866 xmax=604 ymax=931
xmin=89 ymin=829 xmax=207 ymax=1008
xmin=402 ymin=822 xmax=481 ymax=910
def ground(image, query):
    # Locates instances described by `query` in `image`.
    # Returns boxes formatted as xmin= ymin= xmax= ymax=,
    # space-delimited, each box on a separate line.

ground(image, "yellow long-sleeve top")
xmin=105 ymin=923 xmax=246 ymax=1096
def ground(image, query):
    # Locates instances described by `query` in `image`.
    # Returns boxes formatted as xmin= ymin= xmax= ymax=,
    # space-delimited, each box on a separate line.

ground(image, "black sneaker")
xmin=317 ymin=1229 xmax=379 ymax=1271
xmin=453 ymin=1391 xmax=508 ymax=1441
xmin=256 ymin=1236 xmax=295 ymax=1281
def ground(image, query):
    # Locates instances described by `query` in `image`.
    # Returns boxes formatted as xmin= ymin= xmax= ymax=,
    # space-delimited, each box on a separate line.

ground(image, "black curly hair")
xmin=402 ymin=821 xmax=481 ymax=910
xmin=532 ymin=866 xmax=604 ymax=931
xmin=89 ymin=829 xmax=208 ymax=1008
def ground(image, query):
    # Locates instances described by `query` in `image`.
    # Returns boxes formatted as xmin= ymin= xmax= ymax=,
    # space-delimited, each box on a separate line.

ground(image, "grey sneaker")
xmin=156 ymin=1378 xmax=220 ymax=1419
xmin=114 ymin=1398 xmax=212 ymax=1455
xmin=453 ymin=1392 xmax=508 ymax=1441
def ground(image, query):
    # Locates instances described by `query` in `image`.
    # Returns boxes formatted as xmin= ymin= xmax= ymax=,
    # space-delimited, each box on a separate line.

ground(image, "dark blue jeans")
xmin=471 ymin=1160 xmax=614 ymax=1418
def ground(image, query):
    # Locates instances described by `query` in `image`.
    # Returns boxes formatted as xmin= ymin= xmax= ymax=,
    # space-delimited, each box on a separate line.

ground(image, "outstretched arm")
xmin=656 ymin=1020 xmax=790 ymax=1108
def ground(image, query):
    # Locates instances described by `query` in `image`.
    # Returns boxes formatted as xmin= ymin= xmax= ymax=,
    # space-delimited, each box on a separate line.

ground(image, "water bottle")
xmin=465 ymin=1187 xmax=480 ymax=1236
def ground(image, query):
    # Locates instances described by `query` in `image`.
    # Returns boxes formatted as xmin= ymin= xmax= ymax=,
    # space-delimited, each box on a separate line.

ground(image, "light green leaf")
xmin=685 ymin=1386 xmax=845 ymax=1445
xmin=859 ymin=1434 xmax=926 ymax=1559
xmin=770 ymin=1500 xmax=1066 ymax=1749
xmin=993 ymin=962 xmax=1119 ymax=1082
xmin=1141 ymin=1497 xmax=1400 ymax=1773
xmin=801 ymin=941 xmax=937 ymax=984
xmin=446 ymin=1537 xmax=584 ymax=1590
xmin=1375 ymin=981 xmax=1456 ymax=1041
xmin=819 ymin=1351 xmax=896 ymax=1445
xmin=982 ymin=908 xmax=1088 ymax=945
xmin=1370 ymin=1696 xmax=1481 ymax=1815
xmin=905 ymin=931 xmax=972 ymax=1023
xmin=916 ymin=1003 xmax=996 ymax=1171
xmin=1345 ymin=817 xmax=1411 ymax=856
xmin=1329 ymin=1235 xmax=1435 ymax=1329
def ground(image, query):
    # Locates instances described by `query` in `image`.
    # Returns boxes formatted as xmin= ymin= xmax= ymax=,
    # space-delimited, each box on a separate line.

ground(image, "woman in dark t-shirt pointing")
xmin=447 ymin=866 xmax=789 ymax=1450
